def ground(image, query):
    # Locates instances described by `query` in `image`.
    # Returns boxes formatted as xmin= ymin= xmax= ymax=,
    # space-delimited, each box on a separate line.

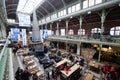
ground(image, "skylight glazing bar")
xmin=17 ymin=0 xmax=43 ymax=14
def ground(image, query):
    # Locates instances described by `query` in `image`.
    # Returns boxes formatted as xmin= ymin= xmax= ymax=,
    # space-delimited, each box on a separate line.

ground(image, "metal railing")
xmin=0 ymin=38 xmax=9 ymax=80
xmin=48 ymin=35 xmax=120 ymax=46
xmin=0 ymin=38 xmax=14 ymax=80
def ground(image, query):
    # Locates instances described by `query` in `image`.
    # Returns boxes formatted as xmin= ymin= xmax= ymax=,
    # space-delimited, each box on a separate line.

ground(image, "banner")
xmin=22 ymin=29 xmax=27 ymax=46
xmin=61 ymin=29 xmax=65 ymax=36
xmin=48 ymin=30 xmax=52 ymax=36
xmin=11 ymin=28 xmax=20 ymax=41
xmin=18 ymin=13 xmax=31 ymax=27
xmin=42 ymin=29 xmax=48 ymax=39
xmin=40 ymin=30 xmax=43 ymax=42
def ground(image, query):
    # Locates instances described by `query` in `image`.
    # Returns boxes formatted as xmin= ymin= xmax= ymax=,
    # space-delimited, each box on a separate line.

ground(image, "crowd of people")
xmin=15 ymin=67 xmax=32 ymax=80
xmin=13 ymin=43 xmax=23 ymax=55
xmin=101 ymin=64 xmax=120 ymax=80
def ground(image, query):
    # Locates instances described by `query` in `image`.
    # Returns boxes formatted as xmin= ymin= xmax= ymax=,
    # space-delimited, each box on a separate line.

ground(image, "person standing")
xmin=15 ymin=67 xmax=23 ymax=80
xmin=32 ymin=73 xmax=38 ymax=80
xmin=22 ymin=69 xmax=31 ymax=80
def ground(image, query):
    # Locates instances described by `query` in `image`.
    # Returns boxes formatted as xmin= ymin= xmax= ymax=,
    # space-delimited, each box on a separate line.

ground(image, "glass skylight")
xmin=17 ymin=0 xmax=43 ymax=14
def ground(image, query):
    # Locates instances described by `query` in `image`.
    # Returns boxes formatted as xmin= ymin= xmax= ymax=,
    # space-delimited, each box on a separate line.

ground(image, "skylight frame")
xmin=17 ymin=0 xmax=43 ymax=14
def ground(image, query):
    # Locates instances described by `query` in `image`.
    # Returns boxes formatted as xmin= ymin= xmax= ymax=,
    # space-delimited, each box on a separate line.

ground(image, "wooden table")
xmin=60 ymin=64 xmax=81 ymax=80
xmin=54 ymin=58 xmax=71 ymax=68
xmin=26 ymin=59 xmax=34 ymax=65
xmin=28 ymin=63 xmax=38 ymax=70
xmin=24 ymin=56 xmax=31 ymax=60
xmin=50 ymin=48 xmax=57 ymax=53
xmin=85 ymin=73 xmax=93 ymax=80
xmin=88 ymin=61 xmax=99 ymax=73
xmin=88 ymin=61 xmax=99 ymax=69
xmin=36 ymin=70 xmax=44 ymax=77
xmin=60 ymin=64 xmax=80 ymax=77
xmin=37 ymin=70 xmax=45 ymax=80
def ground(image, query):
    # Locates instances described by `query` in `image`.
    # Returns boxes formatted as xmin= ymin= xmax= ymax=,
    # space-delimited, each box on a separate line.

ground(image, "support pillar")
xmin=77 ymin=42 xmax=81 ymax=55
xmin=79 ymin=15 xmax=82 ymax=39
xmin=66 ymin=41 xmax=68 ymax=52
xmin=77 ymin=43 xmax=80 ymax=55
xmin=66 ymin=19 xmax=69 ymax=52
xmin=56 ymin=22 xmax=59 ymax=49
xmin=56 ymin=22 xmax=59 ymax=36
xmin=50 ymin=23 xmax=53 ymax=35
xmin=98 ymin=44 xmax=102 ymax=63
xmin=41 ymin=25 xmax=43 ymax=31
xmin=101 ymin=9 xmax=106 ymax=41
xmin=98 ymin=44 xmax=103 ymax=80
xmin=45 ymin=24 xmax=47 ymax=30
xmin=66 ymin=19 xmax=69 ymax=37
xmin=32 ymin=10 xmax=41 ymax=42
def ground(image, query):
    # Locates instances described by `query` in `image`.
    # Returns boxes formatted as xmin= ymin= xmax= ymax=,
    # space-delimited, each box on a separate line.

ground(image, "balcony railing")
xmin=0 ymin=38 xmax=14 ymax=80
xmin=48 ymin=35 xmax=120 ymax=46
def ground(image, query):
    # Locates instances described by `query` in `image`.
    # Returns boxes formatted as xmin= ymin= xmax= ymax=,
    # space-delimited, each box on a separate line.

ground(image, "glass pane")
xmin=56 ymin=30 xmax=59 ymax=35
xmin=17 ymin=0 xmax=43 ymax=14
xmin=83 ymin=0 xmax=88 ymax=9
xmin=95 ymin=0 xmax=102 ymax=4
xmin=72 ymin=5 xmax=76 ymax=12
xmin=76 ymin=3 xmax=80 ymax=11
xmin=78 ymin=29 xmax=80 ymax=35
xmin=78 ymin=31 xmax=80 ymax=35
xmin=58 ymin=12 xmax=60 ymax=17
xmin=98 ymin=30 xmax=101 ymax=33
xmin=95 ymin=30 xmax=97 ymax=33
xmin=83 ymin=29 xmax=85 ymax=32
xmin=91 ymin=30 xmax=94 ymax=33
xmin=61 ymin=10 xmax=64 ymax=16
xmin=54 ymin=14 xmax=57 ymax=18
xmin=98 ymin=28 xmax=101 ymax=31
xmin=69 ymin=29 xmax=74 ymax=35
xmin=110 ymin=31 xmax=114 ymax=35
xmin=68 ymin=7 xmax=71 ymax=14
xmin=89 ymin=0 xmax=94 ymax=7
xmin=111 ymin=27 xmax=115 ymax=30
xmin=61 ymin=29 xmax=65 ymax=36
xmin=95 ymin=28 xmax=97 ymax=30
xmin=83 ymin=31 xmax=85 ymax=35
xmin=64 ymin=9 xmax=66 ymax=15
xmin=52 ymin=31 xmax=54 ymax=35
xmin=115 ymin=31 xmax=120 ymax=35
xmin=116 ymin=27 xmax=120 ymax=30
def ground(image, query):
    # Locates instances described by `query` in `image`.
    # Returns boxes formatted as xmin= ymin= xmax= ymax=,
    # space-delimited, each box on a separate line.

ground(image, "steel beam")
xmin=40 ymin=0 xmax=120 ymax=25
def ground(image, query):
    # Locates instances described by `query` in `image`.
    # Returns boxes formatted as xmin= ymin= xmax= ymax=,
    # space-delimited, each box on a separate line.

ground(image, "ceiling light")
xmin=17 ymin=0 xmax=44 ymax=14
xmin=88 ymin=11 xmax=91 ymax=14
xmin=119 ymin=3 xmax=120 ymax=6
xmin=109 ymin=47 xmax=112 ymax=50
xmin=70 ymin=16 xmax=73 ymax=18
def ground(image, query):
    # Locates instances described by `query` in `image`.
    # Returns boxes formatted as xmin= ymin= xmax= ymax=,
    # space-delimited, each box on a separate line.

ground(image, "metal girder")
xmin=61 ymin=0 xmax=66 ymax=8
xmin=45 ymin=0 xmax=56 ymax=12
xmin=37 ymin=15 xmax=41 ymax=19
xmin=40 ymin=6 xmax=49 ymax=14
xmin=40 ymin=0 xmax=120 ymax=25
xmin=6 ymin=4 xmax=17 ymax=8
xmin=7 ymin=11 xmax=16 ymax=15
xmin=7 ymin=8 xmax=16 ymax=12
xmin=36 ymin=10 xmax=44 ymax=17
xmin=7 ymin=12 xmax=41 ymax=23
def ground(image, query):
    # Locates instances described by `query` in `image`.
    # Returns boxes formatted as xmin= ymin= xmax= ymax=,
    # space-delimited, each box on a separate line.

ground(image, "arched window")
xmin=91 ymin=28 xmax=101 ymax=33
xmin=60 ymin=29 xmax=65 ymax=36
xmin=52 ymin=30 xmax=54 ymax=35
xmin=110 ymin=26 xmax=120 ymax=36
xmin=69 ymin=29 xmax=74 ymax=35
xmin=78 ymin=29 xmax=85 ymax=35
